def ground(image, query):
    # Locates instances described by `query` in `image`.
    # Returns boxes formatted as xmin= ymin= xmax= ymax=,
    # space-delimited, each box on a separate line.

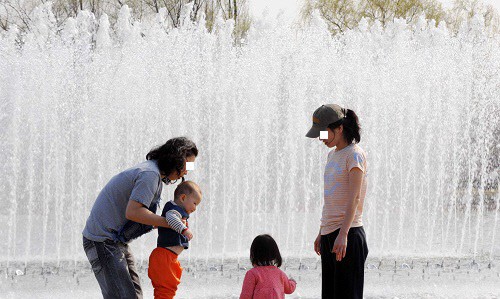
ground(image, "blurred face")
xmin=167 ymin=155 xmax=196 ymax=181
xmin=319 ymin=126 xmax=343 ymax=148
xmin=180 ymin=191 xmax=202 ymax=214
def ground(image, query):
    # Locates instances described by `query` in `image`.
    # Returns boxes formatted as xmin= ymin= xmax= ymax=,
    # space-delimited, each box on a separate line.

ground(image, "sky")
xmin=249 ymin=0 xmax=500 ymax=19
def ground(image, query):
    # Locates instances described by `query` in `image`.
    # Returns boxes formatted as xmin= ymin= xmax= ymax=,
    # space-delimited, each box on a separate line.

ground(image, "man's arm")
xmin=125 ymin=200 xmax=171 ymax=228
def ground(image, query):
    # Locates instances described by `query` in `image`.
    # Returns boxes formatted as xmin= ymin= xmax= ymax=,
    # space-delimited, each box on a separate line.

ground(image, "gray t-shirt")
xmin=83 ymin=160 xmax=163 ymax=242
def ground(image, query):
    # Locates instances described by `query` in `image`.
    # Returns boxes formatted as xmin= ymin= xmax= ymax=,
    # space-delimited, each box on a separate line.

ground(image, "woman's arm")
xmin=332 ymin=167 xmax=364 ymax=261
xmin=239 ymin=271 xmax=256 ymax=299
xmin=314 ymin=228 xmax=321 ymax=255
xmin=125 ymin=200 xmax=171 ymax=228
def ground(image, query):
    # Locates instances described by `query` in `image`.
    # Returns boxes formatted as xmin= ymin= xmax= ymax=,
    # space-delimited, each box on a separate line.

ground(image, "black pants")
xmin=320 ymin=227 xmax=368 ymax=299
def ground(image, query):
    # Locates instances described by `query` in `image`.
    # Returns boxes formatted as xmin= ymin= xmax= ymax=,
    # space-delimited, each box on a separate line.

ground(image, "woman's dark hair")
xmin=146 ymin=137 xmax=198 ymax=183
xmin=250 ymin=234 xmax=282 ymax=267
xmin=327 ymin=109 xmax=361 ymax=144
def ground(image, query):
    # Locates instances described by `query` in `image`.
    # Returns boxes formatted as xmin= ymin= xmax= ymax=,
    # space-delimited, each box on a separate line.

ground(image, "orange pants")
xmin=148 ymin=247 xmax=183 ymax=299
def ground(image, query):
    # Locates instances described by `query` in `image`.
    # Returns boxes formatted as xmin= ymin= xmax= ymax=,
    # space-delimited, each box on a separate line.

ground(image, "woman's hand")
xmin=332 ymin=232 xmax=348 ymax=261
xmin=314 ymin=233 xmax=321 ymax=255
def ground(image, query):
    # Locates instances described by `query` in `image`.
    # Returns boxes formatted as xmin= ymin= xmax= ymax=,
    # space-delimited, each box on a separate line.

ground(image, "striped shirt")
xmin=157 ymin=201 xmax=190 ymax=251
xmin=165 ymin=208 xmax=188 ymax=233
xmin=321 ymin=144 xmax=367 ymax=235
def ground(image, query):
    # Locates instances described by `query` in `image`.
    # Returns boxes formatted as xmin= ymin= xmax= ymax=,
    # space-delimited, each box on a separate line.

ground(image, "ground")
xmin=2 ymin=257 xmax=499 ymax=298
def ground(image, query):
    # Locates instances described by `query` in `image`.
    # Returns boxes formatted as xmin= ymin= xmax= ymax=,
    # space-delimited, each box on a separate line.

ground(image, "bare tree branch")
xmin=216 ymin=0 xmax=227 ymax=20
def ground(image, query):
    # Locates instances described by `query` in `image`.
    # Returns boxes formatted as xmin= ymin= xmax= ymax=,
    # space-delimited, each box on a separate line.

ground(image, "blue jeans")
xmin=83 ymin=236 xmax=143 ymax=299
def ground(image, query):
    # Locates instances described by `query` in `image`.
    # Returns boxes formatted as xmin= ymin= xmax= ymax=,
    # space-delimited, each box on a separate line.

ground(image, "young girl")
xmin=239 ymin=234 xmax=297 ymax=299
xmin=306 ymin=104 xmax=369 ymax=299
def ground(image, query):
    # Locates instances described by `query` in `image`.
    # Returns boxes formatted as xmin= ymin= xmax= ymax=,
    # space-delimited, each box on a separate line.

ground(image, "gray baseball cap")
xmin=306 ymin=104 xmax=346 ymax=138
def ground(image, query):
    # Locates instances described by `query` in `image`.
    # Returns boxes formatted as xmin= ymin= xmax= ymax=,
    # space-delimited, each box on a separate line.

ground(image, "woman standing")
xmin=82 ymin=137 xmax=198 ymax=299
xmin=306 ymin=104 xmax=369 ymax=299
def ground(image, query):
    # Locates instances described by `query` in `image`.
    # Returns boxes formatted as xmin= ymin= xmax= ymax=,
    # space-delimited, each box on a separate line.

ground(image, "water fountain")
xmin=0 ymin=3 xmax=499 ymax=297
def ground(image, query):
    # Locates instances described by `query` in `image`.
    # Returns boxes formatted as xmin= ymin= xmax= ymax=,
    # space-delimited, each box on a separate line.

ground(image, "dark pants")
xmin=320 ymin=227 xmax=368 ymax=299
xmin=83 ymin=236 xmax=143 ymax=299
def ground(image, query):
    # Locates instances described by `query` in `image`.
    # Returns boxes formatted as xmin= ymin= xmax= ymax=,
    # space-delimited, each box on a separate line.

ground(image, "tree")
xmin=447 ymin=0 xmax=500 ymax=34
xmin=0 ymin=0 xmax=252 ymax=40
xmin=301 ymin=0 xmax=499 ymax=35
xmin=358 ymin=0 xmax=445 ymax=27
xmin=301 ymin=0 xmax=359 ymax=34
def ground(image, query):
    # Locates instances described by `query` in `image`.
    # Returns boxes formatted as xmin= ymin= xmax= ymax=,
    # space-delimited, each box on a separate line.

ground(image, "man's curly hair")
xmin=146 ymin=137 xmax=198 ymax=183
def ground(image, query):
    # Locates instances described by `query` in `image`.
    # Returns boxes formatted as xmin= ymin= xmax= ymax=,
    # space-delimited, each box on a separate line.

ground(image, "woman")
xmin=82 ymin=137 xmax=198 ymax=299
xmin=306 ymin=104 xmax=369 ymax=299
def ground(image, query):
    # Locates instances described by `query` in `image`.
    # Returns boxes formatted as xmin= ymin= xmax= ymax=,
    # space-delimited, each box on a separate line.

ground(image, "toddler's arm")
xmin=165 ymin=210 xmax=188 ymax=234
xmin=239 ymin=271 xmax=256 ymax=299
xmin=282 ymin=272 xmax=296 ymax=294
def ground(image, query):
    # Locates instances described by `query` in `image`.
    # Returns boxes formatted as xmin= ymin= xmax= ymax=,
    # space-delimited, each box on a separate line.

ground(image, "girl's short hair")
xmin=327 ymin=109 xmax=361 ymax=143
xmin=250 ymin=234 xmax=282 ymax=267
xmin=146 ymin=137 xmax=198 ymax=182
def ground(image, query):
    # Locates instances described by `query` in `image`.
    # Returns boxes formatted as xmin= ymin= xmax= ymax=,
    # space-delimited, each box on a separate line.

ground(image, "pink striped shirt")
xmin=321 ymin=143 xmax=367 ymax=235
xmin=240 ymin=266 xmax=296 ymax=299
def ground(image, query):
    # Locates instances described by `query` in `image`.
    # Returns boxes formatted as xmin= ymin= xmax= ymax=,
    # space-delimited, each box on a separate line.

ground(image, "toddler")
xmin=148 ymin=181 xmax=202 ymax=299
xmin=240 ymin=234 xmax=296 ymax=299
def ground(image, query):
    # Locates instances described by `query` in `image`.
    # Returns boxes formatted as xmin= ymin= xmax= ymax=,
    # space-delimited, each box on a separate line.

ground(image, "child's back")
xmin=240 ymin=265 xmax=296 ymax=299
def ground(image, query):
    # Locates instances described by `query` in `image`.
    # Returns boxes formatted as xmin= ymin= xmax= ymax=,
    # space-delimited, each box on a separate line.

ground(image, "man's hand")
xmin=125 ymin=200 xmax=171 ymax=229
xmin=183 ymin=228 xmax=193 ymax=241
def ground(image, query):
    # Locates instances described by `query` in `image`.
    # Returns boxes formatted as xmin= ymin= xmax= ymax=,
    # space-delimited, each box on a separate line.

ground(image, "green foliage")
xmin=1 ymin=0 xmax=498 ymax=38
xmin=446 ymin=0 xmax=500 ymax=34
xmin=301 ymin=0 xmax=358 ymax=34
xmin=302 ymin=0 xmax=499 ymax=35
